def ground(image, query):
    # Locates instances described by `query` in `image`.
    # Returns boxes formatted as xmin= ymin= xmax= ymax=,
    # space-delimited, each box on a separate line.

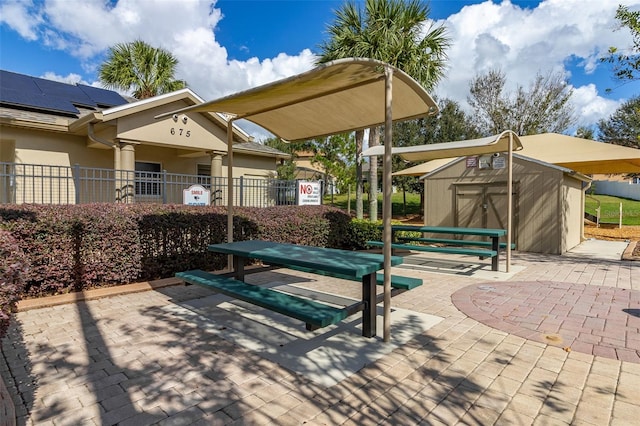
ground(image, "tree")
xmin=99 ymin=40 xmax=186 ymax=99
xmin=389 ymin=98 xmax=480 ymax=214
xmin=264 ymin=137 xmax=297 ymax=180
xmin=307 ymin=134 xmax=357 ymax=195
xmin=600 ymin=5 xmax=640 ymax=91
xmin=575 ymin=126 xmax=595 ymax=140
xmin=468 ymin=69 xmax=575 ymax=136
xmin=597 ymin=96 xmax=640 ymax=149
xmin=264 ymin=135 xmax=357 ymax=193
xmin=317 ymin=0 xmax=450 ymax=220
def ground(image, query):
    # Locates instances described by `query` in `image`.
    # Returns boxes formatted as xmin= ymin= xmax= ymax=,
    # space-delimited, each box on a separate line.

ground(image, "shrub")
xmin=0 ymin=229 xmax=26 ymax=338
xmin=0 ymin=204 xmax=141 ymax=296
xmin=131 ymin=204 xmax=236 ymax=278
xmin=0 ymin=203 xmax=354 ymax=297
xmin=236 ymin=205 xmax=352 ymax=248
xmin=345 ymin=219 xmax=383 ymax=250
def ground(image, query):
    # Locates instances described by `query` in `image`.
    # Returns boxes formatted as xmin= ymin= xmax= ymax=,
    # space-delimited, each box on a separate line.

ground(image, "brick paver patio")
xmin=1 ymin=248 xmax=639 ymax=425
xmin=452 ymin=281 xmax=640 ymax=363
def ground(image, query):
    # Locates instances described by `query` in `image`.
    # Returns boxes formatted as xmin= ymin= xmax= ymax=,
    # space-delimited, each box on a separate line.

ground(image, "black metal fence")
xmin=0 ymin=162 xmax=311 ymax=207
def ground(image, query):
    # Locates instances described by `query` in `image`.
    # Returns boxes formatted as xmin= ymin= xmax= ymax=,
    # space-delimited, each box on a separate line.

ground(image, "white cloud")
xmin=434 ymin=0 xmax=640 ymax=128
xmin=2 ymin=0 xmax=315 ymax=135
xmin=4 ymin=0 xmax=640 ymax=139
xmin=39 ymin=71 xmax=87 ymax=85
xmin=570 ymin=84 xmax=620 ymax=127
xmin=0 ymin=0 xmax=43 ymax=40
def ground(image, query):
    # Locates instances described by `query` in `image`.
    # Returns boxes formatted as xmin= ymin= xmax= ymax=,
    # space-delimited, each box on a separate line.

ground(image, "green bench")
xmin=273 ymin=264 xmax=422 ymax=290
xmin=397 ymin=236 xmax=516 ymax=250
xmin=176 ymin=269 xmax=348 ymax=331
xmin=366 ymin=240 xmax=497 ymax=259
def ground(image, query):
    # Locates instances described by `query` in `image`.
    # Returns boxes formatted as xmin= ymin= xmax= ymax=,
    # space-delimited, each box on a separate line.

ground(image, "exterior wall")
xmin=116 ymin=101 xmax=229 ymax=153
xmin=4 ymin=126 xmax=114 ymax=203
xmin=226 ymin=152 xmax=278 ymax=178
xmin=591 ymin=174 xmax=631 ymax=183
xmin=562 ymin=177 xmax=585 ymax=252
xmin=7 ymin=126 xmax=113 ymax=168
xmin=424 ymin=156 xmax=583 ymax=254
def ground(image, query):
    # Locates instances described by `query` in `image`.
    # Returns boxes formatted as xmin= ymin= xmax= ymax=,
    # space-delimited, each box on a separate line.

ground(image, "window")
xmin=196 ymin=164 xmax=211 ymax=186
xmin=135 ymin=162 xmax=161 ymax=197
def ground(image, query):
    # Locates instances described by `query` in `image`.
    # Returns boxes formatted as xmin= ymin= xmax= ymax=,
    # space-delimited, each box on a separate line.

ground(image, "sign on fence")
xmin=183 ymin=184 xmax=210 ymax=206
xmin=297 ymin=181 xmax=321 ymax=205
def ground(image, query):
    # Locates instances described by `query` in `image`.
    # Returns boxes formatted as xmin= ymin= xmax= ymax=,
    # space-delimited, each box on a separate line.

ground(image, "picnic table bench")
xmin=176 ymin=269 xmax=348 ymax=330
xmin=368 ymin=225 xmax=509 ymax=272
xmin=271 ymin=263 xmax=422 ymax=293
xmin=177 ymin=240 xmax=415 ymax=338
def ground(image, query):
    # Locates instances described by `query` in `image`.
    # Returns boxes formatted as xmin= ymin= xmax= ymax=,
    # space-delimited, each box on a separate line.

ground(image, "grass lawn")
xmin=325 ymin=191 xmax=640 ymax=226
xmin=324 ymin=191 xmax=422 ymax=218
xmin=585 ymin=194 xmax=640 ymax=226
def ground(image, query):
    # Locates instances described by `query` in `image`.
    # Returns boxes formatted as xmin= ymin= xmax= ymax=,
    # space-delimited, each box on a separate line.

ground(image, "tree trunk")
xmin=355 ymin=129 xmax=364 ymax=219
xmin=368 ymin=127 xmax=380 ymax=222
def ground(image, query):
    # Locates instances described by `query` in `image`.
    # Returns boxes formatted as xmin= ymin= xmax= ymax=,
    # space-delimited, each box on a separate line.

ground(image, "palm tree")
xmin=99 ymin=40 xmax=186 ymax=99
xmin=317 ymin=0 xmax=449 ymax=221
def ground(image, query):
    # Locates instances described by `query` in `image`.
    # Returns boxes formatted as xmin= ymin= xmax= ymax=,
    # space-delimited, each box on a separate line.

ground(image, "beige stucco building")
xmin=0 ymin=70 xmax=289 ymax=205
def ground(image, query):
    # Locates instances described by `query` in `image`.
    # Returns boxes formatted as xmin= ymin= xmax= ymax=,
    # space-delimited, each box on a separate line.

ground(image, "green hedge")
xmin=0 ymin=204 xmax=354 ymax=298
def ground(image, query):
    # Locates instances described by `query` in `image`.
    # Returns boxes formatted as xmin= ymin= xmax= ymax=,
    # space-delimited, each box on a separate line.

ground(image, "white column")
xmin=120 ymin=142 xmax=136 ymax=204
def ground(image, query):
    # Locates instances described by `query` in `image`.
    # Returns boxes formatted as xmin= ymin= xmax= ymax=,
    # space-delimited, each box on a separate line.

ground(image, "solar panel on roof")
xmin=0 ymin=70 xmax=41 ymax=93
xmin=0 ymin=87 xmax=79 ymax=115
xmin=34 ymin=78 xmax=96 ymax=108
xmin=77 ymin=84 xmax=128 ymax=107
xmin=1 ymin=69 xmax=127 ymax=116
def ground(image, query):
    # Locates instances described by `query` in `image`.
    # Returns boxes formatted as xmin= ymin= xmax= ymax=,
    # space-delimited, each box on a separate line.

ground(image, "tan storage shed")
xmin=422 ymin=154 xmax=591 ymax=255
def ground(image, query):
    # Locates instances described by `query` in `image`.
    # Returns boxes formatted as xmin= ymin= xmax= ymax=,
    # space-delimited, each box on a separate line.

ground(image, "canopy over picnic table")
xmin=159 ymin=57 xmax=439 ymax=341
xmin=394 ymin=133 xmax=640 ymax=176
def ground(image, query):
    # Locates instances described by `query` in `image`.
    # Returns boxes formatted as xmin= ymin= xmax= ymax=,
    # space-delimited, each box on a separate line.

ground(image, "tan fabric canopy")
xmin=393 ymin=157 xmax=457 ymax=176
xmin=518 ymin=133 xmax=640 ymax=174
xmin=394 ymin=133 xmax=640 ymax=176
xmin=160 ymin=57 xmax=439 ymax=342
xmin=363 ymin=131 xmax=523 ymax=161
xmin=158 ymin=58 xmax=438 ymax=142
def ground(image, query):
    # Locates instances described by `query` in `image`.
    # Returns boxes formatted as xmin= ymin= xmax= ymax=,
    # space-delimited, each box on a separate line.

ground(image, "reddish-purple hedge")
xmin=0 ymin=204 xmax=352 ymax=298
xmin=0 ymin=229 xmax=26 ymax=338
xmin=235 ymin=205 xmax=352 ymax=248
xmin=0 ymin=204 xmax=141 ymax=296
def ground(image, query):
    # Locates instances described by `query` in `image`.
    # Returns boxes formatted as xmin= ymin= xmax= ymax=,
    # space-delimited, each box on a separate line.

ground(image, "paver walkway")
xmin=1 ymin=247 xmax=639 ymax=425
xmin=452 ymin=281 xmax=640 ymax=363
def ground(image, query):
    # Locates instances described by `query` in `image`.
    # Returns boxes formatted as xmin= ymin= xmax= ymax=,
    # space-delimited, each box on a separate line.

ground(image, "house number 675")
xmin=170 ymin=128 xmax=191 ymax=137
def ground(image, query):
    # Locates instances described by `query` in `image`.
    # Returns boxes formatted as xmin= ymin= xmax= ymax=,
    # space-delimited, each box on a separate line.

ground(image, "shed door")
xmin=454 ymin=182 xmax=519 ymax=243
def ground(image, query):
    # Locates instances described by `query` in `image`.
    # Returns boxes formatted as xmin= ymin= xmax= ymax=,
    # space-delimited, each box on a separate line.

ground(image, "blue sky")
xmin=1 ymin=0 xmax=639 ymax=139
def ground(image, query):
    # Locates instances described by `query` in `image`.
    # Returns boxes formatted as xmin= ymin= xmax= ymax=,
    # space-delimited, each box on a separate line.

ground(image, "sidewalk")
xmin=1 ymin=242 xmax=638 ymax=425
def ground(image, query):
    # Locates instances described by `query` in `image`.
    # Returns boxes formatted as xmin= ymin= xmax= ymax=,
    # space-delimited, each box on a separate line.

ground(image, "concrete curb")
xmin=622 ymin=240 xmax=639 ymax=261
xmin=16 ymin=277 xmax=184 ymax=312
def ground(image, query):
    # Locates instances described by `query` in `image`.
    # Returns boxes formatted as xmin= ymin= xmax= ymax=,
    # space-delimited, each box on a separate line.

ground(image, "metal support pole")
xmin=383 ymin=66 xmax=393 ymax=343
xmin=227 ymin=120 xmax=235 ymax=270
xmin=507 ymin=133 xmax=513 ymax=273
